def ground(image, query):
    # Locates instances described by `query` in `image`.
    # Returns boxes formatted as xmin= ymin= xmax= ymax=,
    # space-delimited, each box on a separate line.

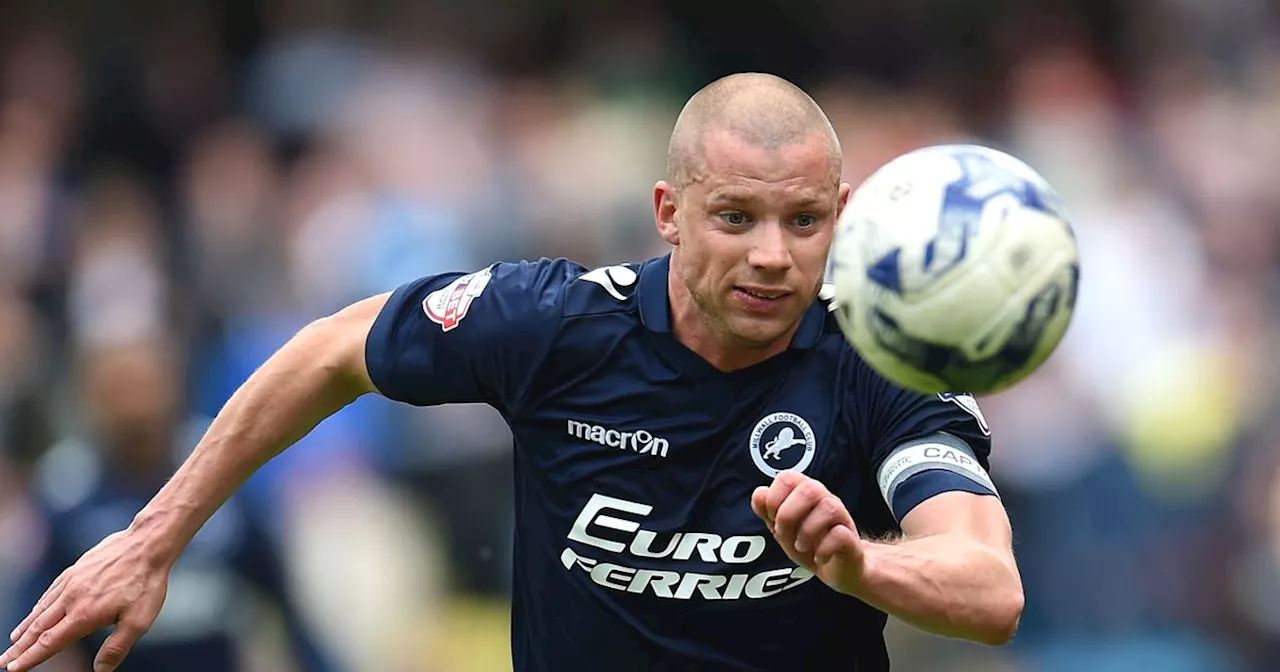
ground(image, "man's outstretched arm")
xmin=1 ymin=292 xmax=391 ymax=672
xmin=752 ymin=474 xmax=1023 ymax=646
xmin=846 ymin=490 xmax=1022 ymax=645
xmin=2 ymin=258 xmax=576 ymax=672
xmin=131 ymin=292 xmax=389 ymax=562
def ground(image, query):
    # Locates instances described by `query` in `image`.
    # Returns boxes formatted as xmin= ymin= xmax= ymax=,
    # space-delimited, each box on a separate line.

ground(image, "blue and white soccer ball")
xmin=829 ymin=144 xmax=1080 ymax=396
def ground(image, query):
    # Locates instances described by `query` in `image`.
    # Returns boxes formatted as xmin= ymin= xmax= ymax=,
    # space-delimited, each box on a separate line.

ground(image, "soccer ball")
xmin=828 ymin=144 xmax=1080 ymax=396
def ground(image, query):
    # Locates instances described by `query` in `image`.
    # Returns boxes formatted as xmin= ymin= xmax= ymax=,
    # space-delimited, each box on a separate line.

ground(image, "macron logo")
xmin=567 ymin=420 xmax=670 ymax=458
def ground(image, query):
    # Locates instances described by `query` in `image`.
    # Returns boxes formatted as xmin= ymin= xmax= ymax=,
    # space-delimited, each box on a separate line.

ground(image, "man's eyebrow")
xmin=789 ymin=196 xmax=828 ymax=209
xmin=706 ymin=192 xmax=830 ymax=208
xmin=704 ymin=189 xmax=755 ymax=204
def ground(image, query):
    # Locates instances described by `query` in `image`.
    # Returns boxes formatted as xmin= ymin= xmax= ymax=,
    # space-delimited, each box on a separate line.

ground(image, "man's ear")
xmin=654 ymin=180 xmax=680 ymax=246
xmin=836 ymin=182 xmax=852 ymax=218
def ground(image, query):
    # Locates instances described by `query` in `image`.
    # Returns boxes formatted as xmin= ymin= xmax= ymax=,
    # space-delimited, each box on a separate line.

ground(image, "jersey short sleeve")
xmin=859 ymin=372 xmax=997 ymax=522
xmin=364 ymin=258 xmax=574 ymax=413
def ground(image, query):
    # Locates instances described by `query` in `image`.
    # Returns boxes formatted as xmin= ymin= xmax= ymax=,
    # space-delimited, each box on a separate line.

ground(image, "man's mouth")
xmin=734 ymin=286 xmax=792 ymax=307
xmin=739 ymin=288 xmax=785 ymax=299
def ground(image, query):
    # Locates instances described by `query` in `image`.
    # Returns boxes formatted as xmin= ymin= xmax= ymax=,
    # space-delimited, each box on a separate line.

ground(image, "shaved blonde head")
xmin=666 ymin=73 xmax=842 ymax=190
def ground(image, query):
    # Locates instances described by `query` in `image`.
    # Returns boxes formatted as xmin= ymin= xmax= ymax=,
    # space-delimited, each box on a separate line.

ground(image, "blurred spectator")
xmin=8 ymin=330 xmax=338 ymax=672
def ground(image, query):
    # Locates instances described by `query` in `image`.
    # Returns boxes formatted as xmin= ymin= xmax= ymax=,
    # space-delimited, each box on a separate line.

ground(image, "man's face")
xmin=661 ymin=129 xmax=850 ymax=348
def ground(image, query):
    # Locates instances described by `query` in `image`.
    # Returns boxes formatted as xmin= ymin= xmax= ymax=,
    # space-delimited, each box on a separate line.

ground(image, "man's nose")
xmin=746 ymin=221 xmax=793 ymax=274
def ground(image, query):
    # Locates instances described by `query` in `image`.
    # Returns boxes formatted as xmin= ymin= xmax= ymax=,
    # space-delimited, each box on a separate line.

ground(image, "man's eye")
xmin=795 ymin=214 xmax=818 ymax=228
xmin=721 ymin=212 xmax=750 ymax=226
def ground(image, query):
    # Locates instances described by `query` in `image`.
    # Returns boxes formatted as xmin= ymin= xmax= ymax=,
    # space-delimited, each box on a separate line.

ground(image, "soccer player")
xmin=2 ymin=73 xmax=1023 ymax=672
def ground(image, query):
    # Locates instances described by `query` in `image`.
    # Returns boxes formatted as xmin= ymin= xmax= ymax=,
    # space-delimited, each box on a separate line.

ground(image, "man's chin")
xmin=727 ymin=314 xmax=805 ymax=349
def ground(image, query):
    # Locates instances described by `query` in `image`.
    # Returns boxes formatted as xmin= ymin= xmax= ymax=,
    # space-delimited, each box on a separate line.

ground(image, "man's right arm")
xmin=2 ymin=259 xmax=573 ymax=672
xmin=0 ymin=293 xmax=387 ymax=672
xmin=111 ymin=257 xmax=571 ymax=565
xmin=134 ymin=292 xmax=388 ymax=565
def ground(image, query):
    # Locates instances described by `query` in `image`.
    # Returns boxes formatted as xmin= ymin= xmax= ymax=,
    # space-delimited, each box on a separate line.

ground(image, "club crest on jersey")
xmin=749 ymin=413 xmax=817 ymax=477
xmin=423 ymin=265 xmax=494 ymax=332
xmin=938 ymin=392 xmax=990 ymax=436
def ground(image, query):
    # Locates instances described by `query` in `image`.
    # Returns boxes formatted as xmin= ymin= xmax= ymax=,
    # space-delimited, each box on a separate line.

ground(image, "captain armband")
xmin=876 ymin=432 xmax=999 ymax=521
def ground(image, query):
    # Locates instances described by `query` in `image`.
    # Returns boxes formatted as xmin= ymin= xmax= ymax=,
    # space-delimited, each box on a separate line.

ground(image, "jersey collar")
xmin=636 ymin=254 xmax=826 ymax=349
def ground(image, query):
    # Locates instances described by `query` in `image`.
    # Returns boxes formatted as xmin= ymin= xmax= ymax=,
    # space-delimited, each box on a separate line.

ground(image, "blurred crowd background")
xmin=1 ymin=0 xmax=1279 ymax=670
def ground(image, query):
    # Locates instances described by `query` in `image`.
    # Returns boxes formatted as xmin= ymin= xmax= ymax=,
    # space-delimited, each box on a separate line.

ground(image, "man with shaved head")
xmin=5 ymin=73 xmax=1022 ymax=672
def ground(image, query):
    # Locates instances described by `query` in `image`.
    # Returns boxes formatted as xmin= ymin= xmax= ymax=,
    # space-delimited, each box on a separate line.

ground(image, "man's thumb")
xmin=94 ymin=625 xmax=141 ymax=672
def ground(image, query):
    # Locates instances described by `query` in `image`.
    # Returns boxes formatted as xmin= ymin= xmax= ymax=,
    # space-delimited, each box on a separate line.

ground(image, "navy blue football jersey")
xmin=365 ymin=254 xmax=998 ymax=672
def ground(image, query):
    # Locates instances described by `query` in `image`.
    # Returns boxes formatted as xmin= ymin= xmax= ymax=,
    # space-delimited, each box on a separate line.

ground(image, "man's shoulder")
xmin=472 ymin=257 xmax=588 ymax=298
xmin=476 ymin=258 xmax=649 ymax=307
xmin=561 ymin=261 xmax=647 ymax=319
xmin=408 ymin=256 xmax=654 ymax=361
xmin=451 ymin=257 xmax=651 ymax=328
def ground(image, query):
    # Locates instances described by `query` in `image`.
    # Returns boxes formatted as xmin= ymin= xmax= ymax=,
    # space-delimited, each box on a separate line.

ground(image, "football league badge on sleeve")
xmin=423 ymin=265 xmax=494 ymax=332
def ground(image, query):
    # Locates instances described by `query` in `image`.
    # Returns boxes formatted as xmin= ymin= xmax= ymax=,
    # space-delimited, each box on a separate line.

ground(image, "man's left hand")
xmin=751 ymin=471 xmax=866 ymax=596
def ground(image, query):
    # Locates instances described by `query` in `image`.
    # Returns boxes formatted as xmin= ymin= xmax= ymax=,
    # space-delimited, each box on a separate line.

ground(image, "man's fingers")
xmin=10 ymin=575 xmax=68 ymax=642
xmin=814 ymin=524 xmax=860 ymax=567
xmin=756 ymin=475 xmax=851 ymax=569
xmin=794 ymin=497 xmax=847 ymax=555
xmin=770 ymin=494 xmax=821 ymax=571
xmin=3 ymin=610 xmax=86 ymax=672
xmin=93 ymin=622 xmax=144 ymax=672
xmin=771 ymin=479 xmax=826 ymax=543
xmin=750 ymin=487 xmax=772 ymax=530
xmin=763 ymin=471 xmax=805 ymax=520
xmin=1 ymin=596 xmax=69 ymax=669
